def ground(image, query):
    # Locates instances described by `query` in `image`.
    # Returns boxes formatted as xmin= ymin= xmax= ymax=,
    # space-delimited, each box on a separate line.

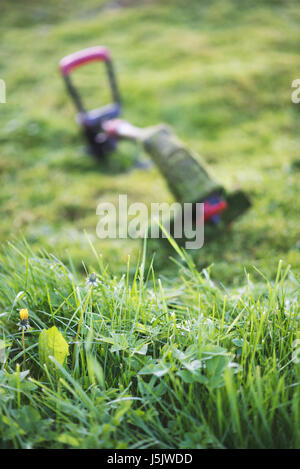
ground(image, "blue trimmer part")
xmin=77 ymin=103 xmax=121 ymax=128
xmin=210 ymin=215 xmax=220 ymax=224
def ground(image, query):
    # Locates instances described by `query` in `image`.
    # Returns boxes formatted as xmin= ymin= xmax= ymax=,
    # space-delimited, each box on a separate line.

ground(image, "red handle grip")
xmin=59 ymin=46 xmax=110 ymax=76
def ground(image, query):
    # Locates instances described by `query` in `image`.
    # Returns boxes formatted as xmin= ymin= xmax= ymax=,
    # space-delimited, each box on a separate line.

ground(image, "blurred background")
xmin=0 ymin=0 xmax=300 ymax=284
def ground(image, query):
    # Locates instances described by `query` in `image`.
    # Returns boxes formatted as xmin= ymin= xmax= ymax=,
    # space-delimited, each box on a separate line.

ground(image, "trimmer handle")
xmin=59 ymin=46 xmax=121 ymax=115
xmin=59 ymin=46 xmax=111 ymax=76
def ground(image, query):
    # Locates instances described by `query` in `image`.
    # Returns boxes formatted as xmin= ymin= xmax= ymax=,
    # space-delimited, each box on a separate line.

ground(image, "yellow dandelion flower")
xmin=20 ymin=308 xmax=29 ymax=321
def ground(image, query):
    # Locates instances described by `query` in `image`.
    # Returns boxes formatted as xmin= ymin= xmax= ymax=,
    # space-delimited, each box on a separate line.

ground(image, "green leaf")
xmin=57 ymin=433 xmax=80 ymax=447
xmin=139 ymin=361 xmax=170 ymax=377
xmin=0 ymin=340 xmax=7 ymax=350
xmin=110 ymin=333 xmax=128 ymax=353
xmin=132 ymin=340 xmax=148 ymax=356
xmin=206 ymin=355 xmax=228 ymax=377
xmin=6 ymin=370 xmax=37 ymax=393
xmin=39 ymin=326 xmax=69 ymax=374
xmin=177 ymin=369 xmax=208 ymax=384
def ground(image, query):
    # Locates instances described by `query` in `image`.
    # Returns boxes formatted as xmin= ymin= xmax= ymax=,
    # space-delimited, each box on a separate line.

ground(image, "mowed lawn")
xmin=0 ymin=0 xmax=300 ymax=449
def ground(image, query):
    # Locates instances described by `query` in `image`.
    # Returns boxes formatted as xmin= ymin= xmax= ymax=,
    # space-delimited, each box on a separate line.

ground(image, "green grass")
xmin=0 ymin=241 xmax=299 ymax=448
xmin=1 ymin=0 xmax=300 ymax=282
xmin=0 ymin=0 xmax=300 ymax=449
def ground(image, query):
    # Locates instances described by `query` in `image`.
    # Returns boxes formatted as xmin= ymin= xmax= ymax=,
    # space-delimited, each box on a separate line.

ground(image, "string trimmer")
xmin=59 ymin=46 xmax=250 ymax=244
